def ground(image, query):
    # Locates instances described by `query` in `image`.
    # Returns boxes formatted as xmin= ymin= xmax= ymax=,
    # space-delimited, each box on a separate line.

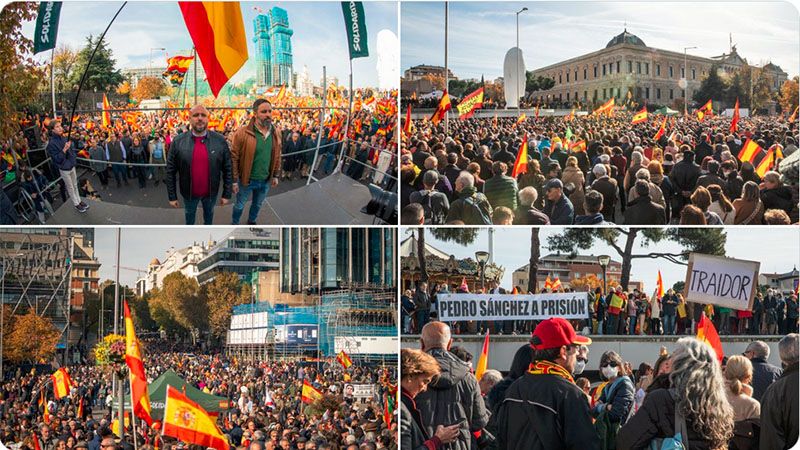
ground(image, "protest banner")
xmin=344 ymin=383 xmax=375 ymax=399
xmin=683 ymin=253 xmax=760 ymax=311
xmin=436 ymin=292 xmax=590 ymax=322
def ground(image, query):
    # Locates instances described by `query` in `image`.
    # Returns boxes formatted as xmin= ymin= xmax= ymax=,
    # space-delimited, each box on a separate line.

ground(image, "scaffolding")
xmin=0 ymin=230 xmax=74 ymax=358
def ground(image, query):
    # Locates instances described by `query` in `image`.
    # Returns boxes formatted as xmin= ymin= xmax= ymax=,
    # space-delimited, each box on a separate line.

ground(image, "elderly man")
xmin=744 ymin=340 xmax=783 ymax=401
xmin=542 ymin=178 xmax=574 ymax=225
xmin=166 ymin=104 xmax=233 ymax=225
xmin=415 ymin=322 xmax=489 ymax=450
xmin=446 ymin=172 xmax=492 ymax=224
xmin=759 ymin=333 xmax=798 ymax=450
xmin=513 ymin=186 xmax=549 ymax=225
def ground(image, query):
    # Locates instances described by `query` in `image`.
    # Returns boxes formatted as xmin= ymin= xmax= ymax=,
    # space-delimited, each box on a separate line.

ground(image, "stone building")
xmin=529 ymin=29 xmax=788 ymax=111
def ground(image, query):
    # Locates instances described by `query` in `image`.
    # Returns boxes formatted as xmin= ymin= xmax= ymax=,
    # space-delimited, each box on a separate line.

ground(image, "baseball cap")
xmin=531 ymin=317 xmax=592 ymax=349
xmin=545 ymin=178 xmax=563 ymax=190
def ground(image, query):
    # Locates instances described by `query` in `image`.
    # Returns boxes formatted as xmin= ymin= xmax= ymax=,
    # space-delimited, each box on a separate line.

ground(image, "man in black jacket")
xmin=496 ymin=318 xmax=597 ymax=450
xmin=744 ymin=340 xmax=783 ymax=401
xmin=759 ymin=333 xmax=798 ymax=450
xmin=669 ymin=148 xmax=701 ymax=212
xmin=166 ymin=105 xmax=233 ymax=225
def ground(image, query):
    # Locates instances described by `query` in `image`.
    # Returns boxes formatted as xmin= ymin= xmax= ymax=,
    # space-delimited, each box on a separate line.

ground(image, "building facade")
xmin=759 ymin=268 xmax=799 ymax=294
xmin=196 ymin=228 xmax=280 ymax=285
xmin=529 ymin=30 xmax=788 ymax=110
xmin=280 ymin=228 xmax=396 ymax=295
xmin=68 ymin=230 xmax=100 ymax=348
xmin=143 ymin=241 xmax=211 ymax=292
xmin=252 ymin=7 xmax=294 ymax=89
xmin=121 ymin=66 xmax=169 ymax=90
xmin=512 ymin=253 xmax=626 ymax=292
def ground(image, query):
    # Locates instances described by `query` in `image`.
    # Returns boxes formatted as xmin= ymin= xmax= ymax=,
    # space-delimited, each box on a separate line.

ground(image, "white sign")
xmin=437 ymin=293 xmax=590 ymax=322
xmin=683 ymin=253 xmax=760 ymax=310
xmin=343 ymin=383 xmax=375 ymax=399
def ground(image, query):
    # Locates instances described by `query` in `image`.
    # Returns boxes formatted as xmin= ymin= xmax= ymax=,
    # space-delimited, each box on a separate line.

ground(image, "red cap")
xmin=531 ymin=318 xmax=592 ymax=349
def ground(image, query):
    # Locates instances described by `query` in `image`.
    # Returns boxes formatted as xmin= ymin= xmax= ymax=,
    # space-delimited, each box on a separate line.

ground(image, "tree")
xmin=0 ymin=3 xmax=45 ymax=140
xmin=779 ymin=76 xmax=798 ymax=114
xmin=204 ymin=272 xmax=250 ymax=339
xmin=725 ymin=71 xmax=750 ymax=108
xmin=546 ymin=228 xmax=727 ymax=290
xmin=131 ymin=76 xmax=168 ymax=102
xmin=5 ymin=310 xmax=60 ymax=363
xmin=415 ymin=228 xmax=428 ymax=283
xmin=672 ymin=281 xmax=685 ymax=293
xmin=148 ymin=272 xmax=206 ymax=333
xmin=525 ymin=73 xmax=555 ymax=94
xmin=422 ymin=73 xmax=445 ymax=91
xmin=527 ymin=229 xmax=539 ymax=294
xmin=69 ymin=34 xmax=124 ymax=93
xmin=52 ymin=44 xmax=79 ymax=92
xmin=129 ymin=294 xmax=156 ymax=331
xmin=693 ymin=64 xmax=728 ymax=107
xmin=751 ymin=68 xmax=774 ymax=112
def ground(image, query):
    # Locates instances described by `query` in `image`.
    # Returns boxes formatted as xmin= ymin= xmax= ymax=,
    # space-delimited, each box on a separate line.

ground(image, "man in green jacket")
xmin=483 ymin=161 xmax=518 ymax=211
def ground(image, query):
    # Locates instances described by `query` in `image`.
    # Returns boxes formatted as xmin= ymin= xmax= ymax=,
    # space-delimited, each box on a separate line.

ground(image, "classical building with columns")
xmin=529 ymin=29 xmax=788 ymax=110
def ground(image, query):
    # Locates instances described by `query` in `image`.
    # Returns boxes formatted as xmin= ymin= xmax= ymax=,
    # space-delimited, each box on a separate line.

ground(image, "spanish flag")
xmin=551 ymin=276 xmax=562 ymax=291
xmin=755 ymin=148 xmax=779 ymax=178
xmin=697 ymin=99 xmax=713 ymax=121
xmin=697 ymin=313 xmax=724 ymax=363
xmin=653 ymin=115 xmax=667 ymax=141
xmin=276 ymin=84 xmax=287 ymax=103
xmin=337 ymin=350 xmax=353 ymax=369
xmin=631 ymin=107 xmax=647 ymax=124
xmin=77 ymin=397 xmax=85 ymax=419
xmin=102 ymin=94 xmax=111 ymax=128
xmin=163 ymin=386 xmax=228 ymax=450
xmin=301 ymin=380 xmax=323 ymax=404
xmin=403 ymin=105 xmax=412 ymax=136
xmin=430 ymin=90 xmax=451 ymax=125
xmin=789 ymin=105 xmax=798 ymax=124
xmin=543 ymin=275 xmax=553 ymax=290
xmin=569 ymin=140 xmax=587 ymax=152
xmin=737 ymin=138 xmax=764 ymax=164
xmin=124 ymin=300 xmax=153 ymax=425
xmin=179 ymin=2 xmax=249 ymax=97
xmin=475 ymin=331 xmax=490 ymax=381
xmin=534 ymin=105 xmax=540 ymax=119
xmin=608 ymin=292 xmax=624 ymax=315
xmin=51 ymin=368 xmax=72 ymax=399
xmin=656 ymin=270 xmax=664 ymax=299
xmin=594 ymin=98 xmax=614 ymax=115
xmin=514 ymin=113 xmax=526 ymax=127
xmin=730 ymin=98 xmax=740 ymax=133
xmin=565 ymin=109 xmax=575 ymax=122
xmin=456 ymin=87 xmax=484 ymax=119
xmin=511 ymin=136 xmax=528 ymax=178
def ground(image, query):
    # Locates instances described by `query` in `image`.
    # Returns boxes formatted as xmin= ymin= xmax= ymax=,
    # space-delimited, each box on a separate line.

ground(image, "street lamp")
xmin=1 ymin=252 xmax=23 ymax=381
xmin=516 ymin=7 xmax=528 ymax=114
xmin=598 ymin=255 xmax=611 ymax=295
xmin=683 ymin=46 xmax=698 ymax=116
xmin=475 ymin=251 xmax=490 ymax=292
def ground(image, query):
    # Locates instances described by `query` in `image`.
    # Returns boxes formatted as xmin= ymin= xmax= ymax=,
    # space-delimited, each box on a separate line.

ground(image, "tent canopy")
xmin=116 ymin=370 xmax=230 ymax=420
xmin=654 ymin=106 xmax=679 ymax=115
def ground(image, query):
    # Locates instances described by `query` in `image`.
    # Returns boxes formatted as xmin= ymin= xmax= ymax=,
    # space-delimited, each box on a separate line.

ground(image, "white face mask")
xmin=601 ymin=365 xmax=619 ymax=379
xmin=573 ymin=360 xmax=586 ymax=375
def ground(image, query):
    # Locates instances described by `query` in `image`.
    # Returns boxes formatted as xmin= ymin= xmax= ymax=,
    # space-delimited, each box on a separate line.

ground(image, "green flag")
xmin=341 ymin=1 xmax=369 ymax=59
xmin=565 ymin=126 xmax=573 ymax=142
xmin=33 ymin=2 xmax=62 ymax=54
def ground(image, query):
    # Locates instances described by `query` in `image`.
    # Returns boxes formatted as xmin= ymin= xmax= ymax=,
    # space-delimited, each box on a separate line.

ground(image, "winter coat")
xmin=46 ymin=135 xmax=77 ymax=171
xmin=562 ymin=165 xmax=586 ymax=215
xmin=415 ymin=348 xmax=489 ymax=450
xmin=592 ymin=176 xmax=619 ymax=220
xmin=483 ymin=173 xmax=519 ymax=210
xmin=759 ymin=362 xmax=798 ymax=450
xmin=669 ymin=159 xmax=701 ymax=196
xmin=543 ymin=194 xmax=575 ymax=225
xmin=166 ymin=131 xmax=233 ymax=201
xmin=624 ymin=195 xmax=666 ymax=225
xmin=401 ymin=392 xmax=441 ymax=450
xmin=446 ymin=186 xmax=493 ymax=225
xmin=512 ymin=206 xmax=550 ymax=225
xmin=760 ymin=185 xmax=794 ymax=217
xmin=750 ymin=357 xmax=782 ymax=402
xmin=410 ymin=189 xmax=450 ymax=225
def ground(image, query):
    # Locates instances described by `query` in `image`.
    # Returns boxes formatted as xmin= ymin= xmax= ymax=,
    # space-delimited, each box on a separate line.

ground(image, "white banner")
xmin=344 ymin=383 xmax=375 ymax=399
xmin=683 ymin=253 xmax=760 ymax=311
xmin=437 ymin=293 xmax=590 ymax=322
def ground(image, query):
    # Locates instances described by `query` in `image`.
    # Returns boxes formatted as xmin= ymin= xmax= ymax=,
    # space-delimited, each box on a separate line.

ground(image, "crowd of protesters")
xmin=401 ymin=315 xmax=799 ymax=450
xmin=402 ymin=282 xmax=798 ymax=337
xmin=0 ymin=339 xmax=397 ymax=450
xmin=400 ymin=111 xmax=798 ymax=225
xmin=1 ymin=90 xmax=397 ymax=225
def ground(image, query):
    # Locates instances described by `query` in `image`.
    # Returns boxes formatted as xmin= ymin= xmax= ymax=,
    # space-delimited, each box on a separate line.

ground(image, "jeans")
xmin=628 ymin=316 xmax=637 ymax=335
xmin=95 ymin=168 xmax=108 ymax=186
xmin=111 ymin=164 xmax=128 ymax=185
xmin=402 ymin=315 xmax=411 ymax=334
xmin=606 ymin=314 xmax=619 ymax=335
xmin=416 ymin=309 xmax=429 ymax=333
xmin=183 ymin=196 xmax=216 ymax=225
xmin=663 ymin=314 xmax=676 ymax=335
xmin=232 ymin=179 xmax=271 ymax=224
xmin=59 ymin=168 xmax=81 ymax=206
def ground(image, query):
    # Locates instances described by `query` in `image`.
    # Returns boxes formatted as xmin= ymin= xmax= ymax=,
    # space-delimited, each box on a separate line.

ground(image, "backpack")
xmin=728 ymin=418 xmax=760 ymax=450
xmin=649 ymin=389 xmax=688 ymax=450
xmin=463 ymin=194 xmax=492 ymax=224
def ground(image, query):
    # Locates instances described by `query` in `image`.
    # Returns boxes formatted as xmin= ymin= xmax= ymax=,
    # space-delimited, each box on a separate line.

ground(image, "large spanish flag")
xmin=179 ymin=2 xmax=248 ymax=97
xmin=102 ymin=94 xmax=111 ymax=128
xmin=51 ymin=368 xmax=72 ymax=399
xmin=594 ymin=98 xmax=614 ymax=115
xmin=124 ymin=300 xmax=153 ymax=425
xmin=163 ymin=386 xmax=228 ymax=450
xmin=301 ymin=380 xmax=323 ymax=404
xmin=475 ymin=331 xmax=490 ymax=381
xmin=697 ymin=313 xmax=724 ymax=363
xmin=653 ymin=115 xmax=667 ymax=141
xmin=631 ymin=107 xmax=647 ymax=124
xmin=456 ymin=87 xmax=484 ymax=119
xmin=430 ymin=90 xmax=452 ymax=125
xmin=737 ymin=138 xmax=764 ymax=164
xmin=511 ymin=136 xmax=528 ymax=178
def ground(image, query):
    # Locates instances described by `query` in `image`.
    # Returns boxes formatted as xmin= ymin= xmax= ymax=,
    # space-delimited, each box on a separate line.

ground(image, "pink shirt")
xmin=191 ymin=136 xmax=210 ymax=198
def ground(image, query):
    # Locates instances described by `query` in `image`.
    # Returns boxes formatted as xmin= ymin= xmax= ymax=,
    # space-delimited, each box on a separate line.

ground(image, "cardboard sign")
xmin=683 ymin=253 xmax=760 ymax=310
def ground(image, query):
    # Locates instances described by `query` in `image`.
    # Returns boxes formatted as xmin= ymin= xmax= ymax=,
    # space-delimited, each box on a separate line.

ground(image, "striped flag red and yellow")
xmin=569 ymin=139 xmax=587 ymax=152
xmin=656 ymin=270 xmax=664 ymax=299
xmin=543 ymin=275 xmax=553 ymax=290
xmin=178 ymin=2 xmax=249 ymax=97
xmin=789 ymin=105 xmax=798 ymax=123
xmin=301 ymin=380 xmax=323 ymax=404
xmin=337 ymin=350 xmax=353 ymax=369
xmin=475 ymin=331 xmax=490 ymax=381
xmin=755 ymin=147 xmax=783 ymax=178
xmin=594 ymin=98 xmax=614 ymax=115
xmin=102 ymin=94 xmax=111 ymax=128
xmin=697 ymin=99 xmax=713 ymax=121
xmin=631 ymin=107 xmax=647 ymax=124
xmin=514 ymin=113 xmax=527 ymax=127
xmin=51 ymin=368 xmax=72 ymax=399
xmin=653 ymin=115 xmax=667 ymax=141
xmin=730 ymin=98 xmax=740 ymax=133
xmin=402 ymin=105 xmax=412 ymax=136
xmin=163 ymin=386 xmax=228 ymax=450
xmin=697 ymin=313 xmax=724 ymax=363
xmin=511 ymin=136 xmax=528 ymax=178
xmin=551 ymin=276 xmax=562 ymax=291
xmin=430 ymin=90 xmax=452 ymax=125
xmin=456 ymin=87 xmax=484 ymax=119
xmin=77 ymin=397 xmax=85 ymax=419
xmin=124 ymin=300 xmax=153 ymax=425
xmin=737 ymin=138 xmax=764 ymax=164
xmin=534 ymin=105 xmax=540 ymax=119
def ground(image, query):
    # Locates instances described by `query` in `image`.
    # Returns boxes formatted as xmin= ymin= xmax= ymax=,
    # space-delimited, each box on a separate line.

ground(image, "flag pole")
xmin=50 ymin=48 xmax=57 ymax=118
xmin=128 ymin=375 xmax=139 ymax=450
xmin=443 ymin=1 xmax=449 ymax=134
xmin=193 ymin=47 xmax=198 ymax=105
xmin=65 ymin=2 xmax=127 ymax=140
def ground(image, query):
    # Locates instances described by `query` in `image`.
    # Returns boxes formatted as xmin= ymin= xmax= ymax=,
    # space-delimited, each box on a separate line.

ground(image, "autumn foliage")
xmin=4 ymin=310 xmax=60 ymax=363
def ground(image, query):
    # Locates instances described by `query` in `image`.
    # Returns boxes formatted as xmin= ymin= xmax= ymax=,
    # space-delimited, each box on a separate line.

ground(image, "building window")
xmin=657 ymin=88 xmax=661 ymax=99
xmin=559 ymin=93 xmax=562 ymax=101
xmin=584 ymin=68 xmax=587 ymax=79
xmin=559 ymin=74 xmax=562 ymax=84
xmin=594 ymin=66 xmax=597 ymax=78
xmin=575 ymin=91 xmax=578 ymax=101
xmin=603 ymin=88 xmax=607 ymax=99
xmin=574 ymin=70 xmax=578 ymax=81
xmin=636 ymin=87 xmax=642 ymax=99
xmin=567 ymin=92 xmax=570 ymax=101
xmin=656 ymin=64 xmax=661 ymax=76
xmin=645 ymin=63 xmax=649 ymax=75
xmin=669 ymin=89 xmax=674 ymax=99
xmin=83 ymin=281 xmax=90 ymax=291
xmin=637 ymin=62 xmax=642 ymax=74
xmin=681 ymin=67 xmax=685 ymax=78
xmin=645 ymin=87 xmax=650 ymax=99
xmin=682 ymin=89 xmax=686 ymax=97
xmin=616 ymin=87 xmax=621 ymax=98
xmin=692 ymin=68 xmax=696 ymax=80
xmin=669 ymin=66 xmax=674 ymax=78
xmin=616 ymin=61 xmax=620 ymax=73
xmin=593 ymin=89 xmax=598 ymax=100
xmin=602 ymin=65 xmax=606 ymax=76
xmin=566 ymin=72 xmax=569 ymax=83
xmin=628 ymin=61 xmax=632 ymax=73
xmin=583 ymin=90 xmax=587 ymax=100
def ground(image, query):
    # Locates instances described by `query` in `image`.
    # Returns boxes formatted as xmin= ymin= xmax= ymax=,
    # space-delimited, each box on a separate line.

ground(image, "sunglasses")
xmin=601 ymin=361 xmax=618 ymax=368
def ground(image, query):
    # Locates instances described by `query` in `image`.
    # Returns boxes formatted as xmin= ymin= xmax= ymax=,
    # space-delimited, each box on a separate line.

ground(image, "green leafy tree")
xmin=672 ymin=281 xmax=685 ymax=293
xmin=0 ymin=3 xmax=45 ymax=140
xmin=693 ymin=64 xmax=728 ymax=108
xmin=546 ymin=228 xmax=727 ymax=290
xmin=69 ymin=34 xmax=124 ymax=93
xmin=204 ymin=272 xmax=250 ymax=339
xmin=725 ymin=71 xmax=750 ymax=108
xmin=526 ymin=73 xmax=555 ymax=94
xmin=148 ymin=272 xmax=206 ymax=333
xmin=751 ymin=68 xmax=774 ymax=112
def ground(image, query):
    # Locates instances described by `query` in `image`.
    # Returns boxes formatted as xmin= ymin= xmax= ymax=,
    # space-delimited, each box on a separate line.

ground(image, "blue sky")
xmin=402 ymin=2 xmax=799 ymax=80
xmin=18 ymin=1 xmax=397 ymax=88
xmin=406 ymin=227 xmax=800 ymax=291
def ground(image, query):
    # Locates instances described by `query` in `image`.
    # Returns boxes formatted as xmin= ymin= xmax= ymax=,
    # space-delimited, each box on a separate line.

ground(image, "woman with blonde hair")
xmin=707 ymin=184 xmax=736 ymax=225
xmin=562 ymin=156 xmax=586 ymax=215
xmin=733 ymin=181 xmax=764 ymax=224
xmin=401 ymin=349 xmax=459 ymax=450
xmin=723 ymin=355 xmax=760 ymax=421
xmin=617 ymin=337 xmax=734 ymax=450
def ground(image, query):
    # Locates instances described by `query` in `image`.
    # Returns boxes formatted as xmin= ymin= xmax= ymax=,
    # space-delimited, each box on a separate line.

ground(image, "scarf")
xmin=528 ymin=360 xmax=574 ymax=384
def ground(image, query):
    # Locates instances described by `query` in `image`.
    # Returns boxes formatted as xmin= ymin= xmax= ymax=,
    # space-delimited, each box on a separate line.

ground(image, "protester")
xmin=591 ymin=351 xmax=634 ymax=449
xmin=45 ymin=120 xmax=88 ymax=213
xmin=723 ymin=355 xmax=760 ymax=422
xmin=759 ymin=333 xmax=799 ymax=450
xmin=743 ymin=340 xmax=783 ymax=402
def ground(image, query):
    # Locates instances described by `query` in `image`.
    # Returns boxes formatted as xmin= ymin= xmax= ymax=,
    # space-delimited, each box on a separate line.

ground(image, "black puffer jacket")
xmin=166 ymin=131 xmax=233 ymax=201
xmin=414 ymin=348 xmax=489 ymax=450
xmin=760 ymin=185 xmax=794 ymax=217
